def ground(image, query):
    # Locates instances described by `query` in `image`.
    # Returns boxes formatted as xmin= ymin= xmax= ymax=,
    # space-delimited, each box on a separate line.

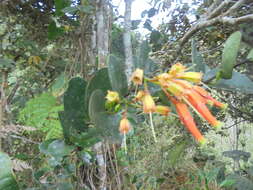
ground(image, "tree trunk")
xmin=96 ymin=0 xmax=111 ymax=69
xmin=94 ymin=1 xmax=112 ymax=189
xmin=123 ymin=0 xmax=134 ymax=83
xmin=0 ymin=71 xmax=8 ymax=151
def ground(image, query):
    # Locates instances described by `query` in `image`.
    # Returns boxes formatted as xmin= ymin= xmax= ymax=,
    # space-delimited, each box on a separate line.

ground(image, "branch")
xmin=179 ymin=14 xmax=253 ymax=47
xmin=223 ymin=0 xmax=248 ymax=16
xmin=207 ymin=0 xmax=232 ymax=19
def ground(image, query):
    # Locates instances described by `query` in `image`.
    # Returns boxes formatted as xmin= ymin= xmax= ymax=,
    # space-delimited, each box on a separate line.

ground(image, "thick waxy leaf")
xmin=63 ymin=77 xmax=88 ymax=131
xmin=134 ymin=41 xmax=158 ymax=74
xmin=107 ymin=55 xmax=128 ymax=96
xmin=0 ymin=152 xmax=19 ymax=190
xmin=222 ymin=150 xmax=251 ymax=161
xmin=226 ymin=174 xmax=253 ymax=190
xmin=89 ymin=90 xmax=121 ymax=142
xmin=93 ymin=112 xmax=122 ymax=142
xmin=39 ymin=140 xmax=73 ymax=166
xmin=220 ymin=31 xmax=242 ymax=79
xmin=59 ymin=77 xmax=88 ymax=141
xmin=85 ymin=68 xmax=112 ymax=111
xmin=88 ymin=89 xmax=105 ymax=122
xmin=203 ymin=68 xmax=253 ymax=94
xmin=191 ymin=38 xmax=205 ymax=72
xmin=246 ymin=48 xmax=253 ymax=61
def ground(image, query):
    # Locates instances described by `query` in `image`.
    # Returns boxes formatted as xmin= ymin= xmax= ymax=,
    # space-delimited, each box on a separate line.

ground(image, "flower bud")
xmin=119 ymin=117 xmax=131 ymax=134
xmin=177 ymin=72 xmax=203 ymax=83
xmin=106 ymin=90 xmax=120 ymax=103
xmin=168 ymin=63 xmax=186 ymax=76
xmin=142 ymin=92 xmax=156 ymax=113
xmin=155 ymin=105 xmax=170 ymax=116
xmin=131 ymin=68 xmax=144 ymax=85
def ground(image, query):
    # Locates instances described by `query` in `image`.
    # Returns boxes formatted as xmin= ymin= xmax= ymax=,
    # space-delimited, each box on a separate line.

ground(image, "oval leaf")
xmin=107 ymin=55 xmax=128 ymax=96
xmin=0 ymin=152 xmax=19 ymax=190
xmin=220 ymin=31 xmax=242 ymax=79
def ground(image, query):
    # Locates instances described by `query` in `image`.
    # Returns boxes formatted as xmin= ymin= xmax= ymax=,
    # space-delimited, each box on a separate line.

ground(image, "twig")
xmin=207 ymin=0 xmax=232 ymax=19
xmin=223 ymin=0 xmax=248 ymax=16
xmin=179 ymin=14 xmax=253 ymax=48
xmin=7 ymin=83 xmax=19 ymax=104
xmin=9 ymin=134 xmax=39 ymax=144
xmin=222 ymin=119 xmax=247 ymax=129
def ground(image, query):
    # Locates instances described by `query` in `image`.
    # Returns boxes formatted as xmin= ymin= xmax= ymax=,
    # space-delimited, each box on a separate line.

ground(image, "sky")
xmin=111 ymin=0 xmax=197 ymax=35
xmin=111 ymin=0 xmax=171 ymax=34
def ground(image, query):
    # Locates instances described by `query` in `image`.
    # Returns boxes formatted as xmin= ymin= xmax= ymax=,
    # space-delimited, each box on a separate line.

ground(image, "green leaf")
xmin=0 ymin=58 xmax=15 ymax=69
xmin=247 ymin=48 xmax=253 ymax=61
xmin=64 ymin=77 xmax=87 ymax=118
xmin=50 ymin=72 xmax=66 ymax=97
xmin=18 ymin=93 xmax=63 ymax=139
xmin=54 ymin=0 xmax=70 ymax=16
xmin=134 ymin=40 xmax=158 ymax=74
xmin=61 ymin=6 xmax=79 ymax=14
xmin=206 ymin=168 xmax=220 ymax=183
xmin=131 ymin=20 xmax=141 ymax=30
xmin=77 ymin=5 xmax=94 ymax=14
xmin=219 ymin=179 xmax=235 ymax=187
xmin=48 ymin=21 xmax=64 ymax=40
xmin=226 ymin=174 xmax=253 ymax=190
xmin=0 ymin=152 xmax=19 ymax=190
xmin=88 ymin=89 xmax=105 ymax=122
xmin=150 ymin=30 xmax=162 ymax=47
xmin=143 ymin=19 xmax=153 ymax=31
xmin=147 ymin=8 xmax=157 ymax=18
xmin=107 ymin=55 xmax=128 ymax=96
xmin=85 ymin=68 xmax=112 ymax=112
xmin=191 ymin=38 xmax=205 ymax=72
xmin=167 ymin=140 xmax=188 ymax=167
xmin=93 ymin=112 xmax=122 ymax=142
xmin=220 ymin=31 xmax=242 ymax=79
xmin=39 ymin=140 xmax=73 ymax=165
xmin=203 ymin=68 xmax=253 ymax=94
xmin=88 ymin=90 xmax=121 ymax=142
xmin=59 ymin=77 xmax=88 ymax=141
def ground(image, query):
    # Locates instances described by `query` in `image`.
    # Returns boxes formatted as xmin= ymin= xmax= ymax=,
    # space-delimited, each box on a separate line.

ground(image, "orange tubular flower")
xmin=142 ymin=91 xmax=156 ymax=113
xmin=177 ymin=72 xmax=203 ymax=83
xmin=170 ymin=96 xmax=206 ymax=144
xmin=193 ymin=86 xmax=227 ymax=109
xmin=155 ymin=105 xmax=170 ymax=116
xmin=131 ymin=68 xmax=144 ymax=85
xmin=134 ymin=90 xmax=145 ymax=101
xmin=185 ymin=90 xmax=223 ymax=129
xmin=119 ymin=117 xmax=131 ymax=134
xmin=172 ymin=79 xmax=193 ymax=89
xmin=166 ymin=81 xmax=185 ymax=97
xmin=169 ymin=63 xmax=186 ymax=76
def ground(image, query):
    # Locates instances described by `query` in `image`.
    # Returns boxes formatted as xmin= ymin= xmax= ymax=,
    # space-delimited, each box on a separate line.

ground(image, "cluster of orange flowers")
xmin=106 ymin=63 xmax=227 ymax=145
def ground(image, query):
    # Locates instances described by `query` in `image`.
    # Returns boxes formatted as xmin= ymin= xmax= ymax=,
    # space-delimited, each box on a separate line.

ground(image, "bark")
xmin=93 ymin=141 xmax=107 ymax=190
xmin=0 ymin=71 xmax=8 ymax=151
xmin=93 ymin=1 xmax=112 ymax=189
xmin=123 ymin=0 xmax=133 ymax=84
xmin=96 ymin=0 xmax=111 ymax=69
